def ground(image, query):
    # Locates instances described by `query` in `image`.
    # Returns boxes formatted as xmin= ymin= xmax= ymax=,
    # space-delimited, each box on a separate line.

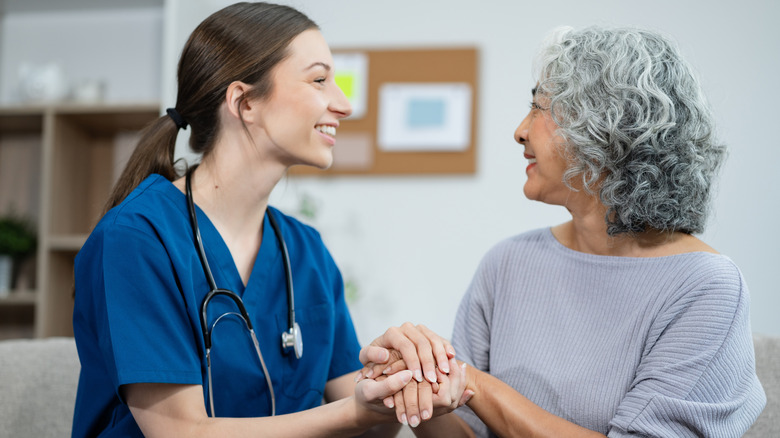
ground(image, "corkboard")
xmin=290 ymin=47 xmax=478 ymax=176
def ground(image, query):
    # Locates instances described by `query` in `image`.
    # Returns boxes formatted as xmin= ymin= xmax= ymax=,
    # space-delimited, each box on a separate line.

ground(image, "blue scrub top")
xmin=71 ymin=175 xmax=362 ymax=437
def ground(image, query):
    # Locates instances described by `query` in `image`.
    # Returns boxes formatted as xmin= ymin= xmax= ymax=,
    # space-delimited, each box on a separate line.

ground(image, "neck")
xmin=174 ymin=133 xmax=287 ymax=238
xmin=552 ymin=197 xmax=707 ymax=257
xmin=189 ymin=155 xmax=281 ymax=237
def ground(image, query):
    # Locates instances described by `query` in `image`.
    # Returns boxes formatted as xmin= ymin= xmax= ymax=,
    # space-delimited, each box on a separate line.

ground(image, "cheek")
xmin=540 ymin=115 xmax=559 ymax=137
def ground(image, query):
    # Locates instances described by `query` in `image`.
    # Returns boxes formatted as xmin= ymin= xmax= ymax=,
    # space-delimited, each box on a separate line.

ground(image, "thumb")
xmin=360 ymin=370 xmax=412 ymax=401
xmin=359 ymin=345 xmax=391 ymax=365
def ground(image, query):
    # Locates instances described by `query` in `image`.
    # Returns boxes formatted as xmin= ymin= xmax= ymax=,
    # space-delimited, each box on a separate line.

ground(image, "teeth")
xmin=528 ymin=158 xmax=537 ymax=164
xmin=316 ymin=125 xmax=336 ymax=136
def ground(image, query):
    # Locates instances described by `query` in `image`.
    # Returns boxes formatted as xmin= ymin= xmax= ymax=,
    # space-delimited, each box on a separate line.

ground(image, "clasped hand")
xmin=355 ymin=323 xmax=474 ymax=427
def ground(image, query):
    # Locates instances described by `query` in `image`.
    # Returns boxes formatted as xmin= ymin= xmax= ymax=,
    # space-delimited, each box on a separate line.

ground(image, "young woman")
xmin=71 ymin=3 xmax=465 ymax=437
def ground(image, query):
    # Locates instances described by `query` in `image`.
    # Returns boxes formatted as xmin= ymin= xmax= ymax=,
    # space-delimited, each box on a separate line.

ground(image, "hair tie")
xmin=166 ymin=108 xmax=188 ymax=130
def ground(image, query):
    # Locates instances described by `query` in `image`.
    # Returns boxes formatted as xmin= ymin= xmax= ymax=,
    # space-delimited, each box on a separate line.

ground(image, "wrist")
xmin=459 ymin=360 xmax=480 ymax=404
xmin=343 ymin=395 xmax=395 ymax=433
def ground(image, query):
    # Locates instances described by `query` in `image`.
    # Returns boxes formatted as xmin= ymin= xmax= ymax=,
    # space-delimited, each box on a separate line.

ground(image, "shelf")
xmin=0 ymin=108 xmax=44 ymax=134
xmin=47 ymin=104 xmax=161 ymax=236
xmin=0 ymin=102 xmax=161 ymax=338
xmin=51 ymin=102 xmax=161 ymax=134
xmin=1 ymin=0 xmax=163 ymax=14
xmin=0 ymin=290 xmax=37 ymax=305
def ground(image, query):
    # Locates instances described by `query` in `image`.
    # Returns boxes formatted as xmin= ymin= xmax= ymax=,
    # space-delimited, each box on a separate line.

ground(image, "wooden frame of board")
xmin=290 ymin=47 xmax=478 ymax=176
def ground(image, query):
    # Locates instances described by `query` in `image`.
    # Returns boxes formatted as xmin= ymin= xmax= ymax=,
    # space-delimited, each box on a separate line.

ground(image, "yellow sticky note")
xmin=335 ymin=73 xmax=354 ymax=99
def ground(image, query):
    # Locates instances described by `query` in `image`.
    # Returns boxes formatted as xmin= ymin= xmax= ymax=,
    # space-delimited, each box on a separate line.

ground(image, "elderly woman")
xmin=361 ymin=26 xmax=767 ymax=437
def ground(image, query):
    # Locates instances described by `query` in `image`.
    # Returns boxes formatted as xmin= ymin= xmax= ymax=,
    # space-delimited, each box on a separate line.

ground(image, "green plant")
xmin=0 ymin=215 xmax=37 ymax=259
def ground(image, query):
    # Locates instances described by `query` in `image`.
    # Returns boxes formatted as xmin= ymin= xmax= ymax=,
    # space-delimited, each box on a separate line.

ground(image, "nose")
xmin=514 ymin=111 xmax=531 ymax=144
xmin=330 ymin=80 xmax=353 ymax=119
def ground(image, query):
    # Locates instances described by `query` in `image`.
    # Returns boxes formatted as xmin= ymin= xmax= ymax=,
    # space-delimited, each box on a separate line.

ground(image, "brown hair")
xmin=102 ymin=2 xmax=318 ymax=214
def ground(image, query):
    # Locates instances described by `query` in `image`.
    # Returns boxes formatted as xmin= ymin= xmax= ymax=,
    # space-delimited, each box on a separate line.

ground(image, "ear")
xmin=224 ymin=81 xmax=258 ymax=124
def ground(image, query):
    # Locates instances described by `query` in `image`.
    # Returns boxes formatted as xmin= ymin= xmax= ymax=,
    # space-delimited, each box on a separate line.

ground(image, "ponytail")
xmin=101 ymin=114 xmax=180 ymax=215
xmin=101 ymin=2 xmax=318 ymax=216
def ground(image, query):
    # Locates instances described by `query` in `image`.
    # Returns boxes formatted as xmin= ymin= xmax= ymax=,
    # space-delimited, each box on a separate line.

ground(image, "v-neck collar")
xmin=191 ymin=203 xmax=281 ymax=307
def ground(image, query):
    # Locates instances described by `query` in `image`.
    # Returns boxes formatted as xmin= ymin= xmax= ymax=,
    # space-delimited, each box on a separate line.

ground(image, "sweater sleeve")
xmin=607 ymin=261 xmax=766 ymax=438
xmin=451 ymin=246 xmax=502 ymax=438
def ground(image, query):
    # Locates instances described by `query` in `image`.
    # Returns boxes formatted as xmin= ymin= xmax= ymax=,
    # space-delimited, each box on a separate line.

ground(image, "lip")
xmin=315 ymin=129 xmax=335 ymax=146
xmin=315 ymin=123 xmax=338 ymax=146
xmin=524 ymin=153 xmax=537 ymax=173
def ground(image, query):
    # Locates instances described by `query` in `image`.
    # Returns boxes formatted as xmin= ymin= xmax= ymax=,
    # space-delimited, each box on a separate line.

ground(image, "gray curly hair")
xmin=535 ymin=26 xmax=726 ymax=236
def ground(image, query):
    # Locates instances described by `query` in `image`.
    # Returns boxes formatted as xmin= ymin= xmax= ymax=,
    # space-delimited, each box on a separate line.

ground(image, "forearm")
xmin=357 ymin=422 xmax=402 ymax=438
xmin=128 ymin=383 xmax=395 ymax=438
xmin=411 ymin=412 xmax=474 ymax=438
xmin=466 ymin=367 xmax=604 ymax=438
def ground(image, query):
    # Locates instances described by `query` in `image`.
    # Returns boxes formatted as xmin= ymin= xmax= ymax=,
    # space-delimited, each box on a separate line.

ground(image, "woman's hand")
xmin=358 ymin=323 xmax=469 ymax=427
xmin=358 ymin=323 xmax=456 ymax=384
xmin=352 ymin=369 xmax=414 ymax=424
xmin=388 ymin=358 xmax=473 ymax=427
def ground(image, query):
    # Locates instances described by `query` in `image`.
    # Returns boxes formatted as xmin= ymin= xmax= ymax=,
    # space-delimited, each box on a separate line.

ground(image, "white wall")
xmin=0 ymin=6 xmax=162 ymax=104
xmin=160 ymin=0 xmax=780 ymax=344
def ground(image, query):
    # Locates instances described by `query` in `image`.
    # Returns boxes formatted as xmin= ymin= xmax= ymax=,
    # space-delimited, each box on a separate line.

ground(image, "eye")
xmin=314 ymin=77 xmax=326 ymax=85
xmin=529 ymin=101 xmax=544 ymax=111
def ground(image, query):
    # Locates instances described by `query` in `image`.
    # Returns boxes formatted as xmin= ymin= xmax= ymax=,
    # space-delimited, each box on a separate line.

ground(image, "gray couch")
xmin=0 ymin=335 xmax=777 ymax=437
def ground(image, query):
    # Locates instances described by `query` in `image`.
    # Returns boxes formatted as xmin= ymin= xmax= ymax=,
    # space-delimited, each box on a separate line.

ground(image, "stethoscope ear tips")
xmin=281 ymin=322 xmax=303 ymax=359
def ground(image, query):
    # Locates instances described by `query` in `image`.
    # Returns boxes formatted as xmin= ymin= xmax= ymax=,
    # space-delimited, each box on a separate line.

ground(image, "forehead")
xmin=281 ymin=29 xmax=333 ymax=68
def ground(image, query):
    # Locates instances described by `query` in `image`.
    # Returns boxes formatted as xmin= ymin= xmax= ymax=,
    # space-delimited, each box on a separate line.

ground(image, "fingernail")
xmin=354 ymin=371 xmax=362 ymax=382
xmin=464 ymin=390 xmax=474 ymax=404
xmin=401 ymin=413 xmax=408 ymax=425
xmin=414 ymin=370 xmax=423 ymax=382
xmin=447 ymin=346 xmax=456 ymax=356
xmin=425 ymin=370 xmax=437 ymax=383
xmin=383 ymin=366 xmax=391 ymax=375
xmin=441 ymin=362 xmax=450 ymax=374
xmin=382 ymin=349 xmax=390 ymax=362
xmin=410 ymin=415 xmax=420 ymax=428
xmin=421 ymin=410 xmax=430 ymax=420
xmin=400 ymin=370 xmax=413 ymax=384
xmin=388 ymin=400 xmax=395 ymax=408
xmin=365 ymin=369 xmax=374 ymax=379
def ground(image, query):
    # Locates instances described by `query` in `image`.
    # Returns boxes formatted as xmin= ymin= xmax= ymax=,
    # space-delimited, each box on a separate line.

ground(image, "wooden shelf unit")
xmin=0 ymin=102 xmax=160 ymax=338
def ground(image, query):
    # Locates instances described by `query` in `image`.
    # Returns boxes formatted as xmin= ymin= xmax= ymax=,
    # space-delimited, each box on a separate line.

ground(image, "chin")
xmin=522 ymin=185 xmax=537 ymax=202
xmin=313 ymin=153 xmax=334 ymax=170
xmin=294 ymin=153 xmax=333 ymax=170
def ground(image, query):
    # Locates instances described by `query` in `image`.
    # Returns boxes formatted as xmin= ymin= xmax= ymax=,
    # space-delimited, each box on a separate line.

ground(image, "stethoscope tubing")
xmin=185 ymin=166 xmax=298 ymax=417
xmin=205 ymin=314 xmax=276 ymax=417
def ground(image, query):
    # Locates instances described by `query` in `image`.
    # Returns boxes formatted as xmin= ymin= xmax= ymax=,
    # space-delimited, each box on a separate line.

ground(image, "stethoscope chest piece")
xmin=282 ymin=322 xmax=303 ymax=359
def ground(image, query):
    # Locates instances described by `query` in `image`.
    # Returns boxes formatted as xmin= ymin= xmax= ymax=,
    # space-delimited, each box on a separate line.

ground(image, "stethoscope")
xmin=185 ymin=167 xmax=302 ymax=417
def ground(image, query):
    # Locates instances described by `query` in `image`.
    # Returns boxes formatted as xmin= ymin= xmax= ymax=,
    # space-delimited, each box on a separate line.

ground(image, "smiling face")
xmin=253 ymin=29 xmax=352 ymax=169
xmin=514 ymin=87 xmax=572 ymax=205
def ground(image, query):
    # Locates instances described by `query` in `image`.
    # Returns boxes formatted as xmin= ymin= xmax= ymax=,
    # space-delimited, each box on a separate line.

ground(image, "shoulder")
xmin=466 ymin=228 xmax=556 ymax=294
xmin=479 ymin=227 xmax=555 ymax=268
xmin=486 ymin=227 xmax=551 ymax=256
xmin=266 ymin=206 xmax=323 ymax=243
xmin=83 ymin=175 xmax=187 ymax=254
xmin=669 ymin=252 xmax=744 ymax=292
xmin=266 ymin=206 xmax=335 ymax=263
xmin=99 ymin=174 xmax=184 ymax=229
xmin=651 ymin=253 xmax=749 ymax=334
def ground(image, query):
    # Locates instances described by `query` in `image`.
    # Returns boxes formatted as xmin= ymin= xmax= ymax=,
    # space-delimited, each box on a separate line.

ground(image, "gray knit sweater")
xmin=452 ymin=228 xmax=766 ymax=437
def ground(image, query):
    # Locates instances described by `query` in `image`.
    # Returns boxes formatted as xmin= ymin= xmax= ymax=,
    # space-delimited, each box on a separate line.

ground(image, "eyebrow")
xmin=305 ymin=61 xmax=331 ymax=72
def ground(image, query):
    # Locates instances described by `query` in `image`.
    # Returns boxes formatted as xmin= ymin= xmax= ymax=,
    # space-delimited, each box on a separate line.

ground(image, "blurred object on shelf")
xmin=17 ymin=62 xmax=69 ymax=103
